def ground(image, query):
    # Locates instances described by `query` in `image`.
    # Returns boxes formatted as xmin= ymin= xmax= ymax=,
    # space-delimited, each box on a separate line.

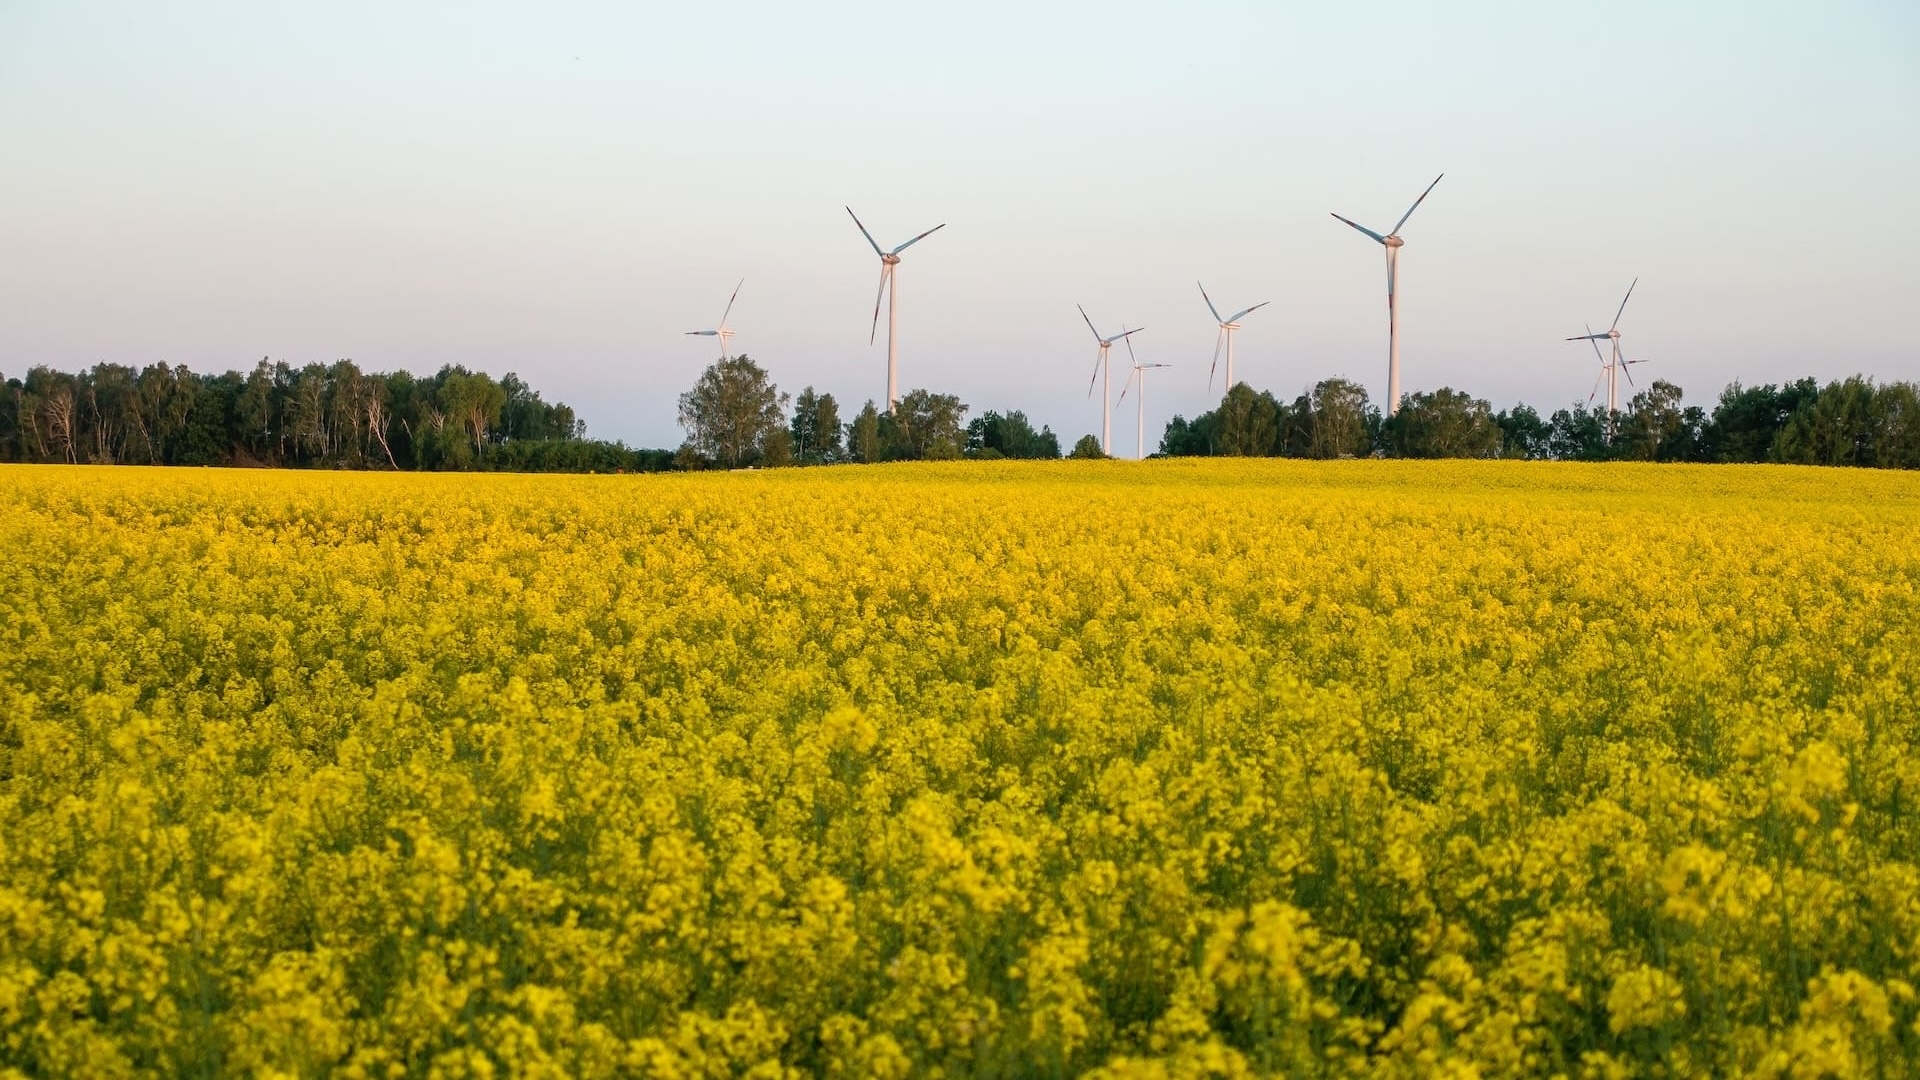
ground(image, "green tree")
xmin=676 ymin=355 xmax=788 ymax=469
xmin=967 ymin=409 xmax=1059 ymax=459
xmin=1215 ymin=384 xmax=1284 ymax=456
xmin=1159 ymin=412 xmax=1216 ymax=456
xmin=497 ymin=372 xmax=579 ymax=443
xmin=883 ymin=389 xmax=968 ymax=460
xmin=1495 ymin=404 xmax=1552 ymax=460
xmin=1703 ymin=378 xmax=1820 ymax=463
xmin=1068 ymin=434 xmax=1106 ymax=459
xmin=760 ymin=426 xmax=794 ymax=467
xmin=1617 ymin=380 xmax=1688 ymax=462
xmin=1302 ymin=378 xmax=1375 ymax=459
xmin=847 ymin=401 xmax=882 ymax=463
xmin=24 ymin=366 xmax=79 ymax=463
xmin=791 ymin=387 xmax=844 ymax=464
xmin=176 ymin=372 xmax=240 ymax=466
xmin=1869 ymin=381 xmax=1920 ymax=469
xmin=1385 ymin=387 xmax=1501 ymax=458
xmin=1776 ymin=375 xmax=1880 ymax=466
xmin=1547 ymin=404 xmax=1610 ymax=461
xmin=235 ymin=358 xmax=278 ymax=464
xmin=435 ymin=366 xmax=508 ymax=463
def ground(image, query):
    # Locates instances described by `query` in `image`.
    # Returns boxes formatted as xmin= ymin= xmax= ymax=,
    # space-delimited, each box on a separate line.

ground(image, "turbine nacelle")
xmin=1384 ymin=235 xmax=1405 ymax=248
xmin=881 ymin=253 xmax=901 ymax=266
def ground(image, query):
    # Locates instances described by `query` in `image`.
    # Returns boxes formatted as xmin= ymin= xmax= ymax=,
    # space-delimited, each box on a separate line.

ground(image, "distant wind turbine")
xmin=1080 ymin=305 xmax=1142 ymax=456
xmin=847 ymin=207 xmax=945 ymax=414
xmin=1331 ymin=173 xmax=1444 ymax=417
xmin=1568 ymin=279 xmax=1649 ymax=437
xmin=1198 ymin=282 xmax=1269 ymax=394
xmin=1114 ymin=336 xmax=1170 ymax=461
xmin=684 ymin=279 xmax=743 ymax=360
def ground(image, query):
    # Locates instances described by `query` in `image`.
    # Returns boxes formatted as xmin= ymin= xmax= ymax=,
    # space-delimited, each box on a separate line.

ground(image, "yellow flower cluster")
xmin=1 ymin=460 xmax=1917 ymax=1076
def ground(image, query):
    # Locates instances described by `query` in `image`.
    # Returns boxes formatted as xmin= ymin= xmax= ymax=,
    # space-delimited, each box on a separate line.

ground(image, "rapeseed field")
xmin=2 ymin=460 xmax=1917 ymax=1077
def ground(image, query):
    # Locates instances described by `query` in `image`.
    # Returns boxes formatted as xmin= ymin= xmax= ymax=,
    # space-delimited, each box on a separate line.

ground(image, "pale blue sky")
xmin=3 ymin=1 xmax=1916 ymax=448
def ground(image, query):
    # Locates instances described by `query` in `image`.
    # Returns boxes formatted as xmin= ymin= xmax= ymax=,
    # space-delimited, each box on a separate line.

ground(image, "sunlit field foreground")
xmin=3 ymin=462 xmax=1918 ymax=1077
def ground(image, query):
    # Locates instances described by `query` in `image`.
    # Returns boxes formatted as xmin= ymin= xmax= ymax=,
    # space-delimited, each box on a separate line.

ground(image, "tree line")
xmin=673 ymin=355 xmax=1064 ymax=468
xmin=1161 ymin=375 xmax=1920 ymax=467
xmin=2 ymin=359 xmax=673 ymax=472
xmin=7 ymin=355 xmax=1918 ymax=471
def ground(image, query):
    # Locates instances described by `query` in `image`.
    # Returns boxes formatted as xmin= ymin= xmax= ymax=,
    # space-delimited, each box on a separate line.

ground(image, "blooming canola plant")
xmin=1 ymin=461 xmax=1917 ymax=1076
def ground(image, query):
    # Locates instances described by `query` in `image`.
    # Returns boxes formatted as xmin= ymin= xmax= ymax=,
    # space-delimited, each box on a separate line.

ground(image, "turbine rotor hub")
xmin=1384 ymin=235 xmax=1405 ymax=248
xmin=882 ymin=254 xmax=901 ymax=265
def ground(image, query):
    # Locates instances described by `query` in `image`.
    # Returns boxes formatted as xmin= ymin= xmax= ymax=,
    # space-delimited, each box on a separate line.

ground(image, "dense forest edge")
xmin=4 ymin=357 xmax=1917 ymax=471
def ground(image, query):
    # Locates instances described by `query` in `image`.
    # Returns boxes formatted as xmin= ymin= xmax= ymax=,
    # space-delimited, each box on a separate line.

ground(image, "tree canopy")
xmin=8 ymin=356 xmax=1919 ymax=474
xmin=676 ymin=355 xmax=789 ymax=469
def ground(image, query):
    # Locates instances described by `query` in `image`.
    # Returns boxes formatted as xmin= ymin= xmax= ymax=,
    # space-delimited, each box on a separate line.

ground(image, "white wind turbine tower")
xmin=847 ymin=207 xmax=946 ymax=414
xmin=684 ymin=279 xmax=744 ymax=360
xmin=1114 ymin=336 xmax=1170 ymax=460
xmin=1567 ymin=278 xmax=1648 ymax=437
xmin=1079 ymin=305 xmax=1142 ymax=456
xmin=1331 ymin=173 xmax=1444 ymax=417
xmin=1198 ymin=282 xmax=1269 ymax=393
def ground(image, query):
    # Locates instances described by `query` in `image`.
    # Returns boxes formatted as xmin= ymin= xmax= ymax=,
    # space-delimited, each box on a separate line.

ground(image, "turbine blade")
xmin=1088 ymin=348 xmax=1104 ymax=399
xmin=1117 ymin=326 xmax=1143 ymax=339
xmin=1331 ymin=212 xmax=1388 ymax=244
xmin=846 ymin=206 xmax=884 ymax=256
xmin=1197 ymin=281 xmax=1223 ymax=322
xmin=1564 ymin=333 xmax=1610 ymax=341
xmin=1228 ymin=300 xmax=1270 ymax=323
xmin=1391 ymin=173 xmax=1444 ymax=235
xmin=891 ymin=222 xmax=946 ymax=254
xmin=1588 ymin=368 xmax=1604 ymax=406
xmin=718 ymin=278 xmax=743 ymax=327
xmin=1617 ymin=342 xmax=1637 ymax=389
xmin=869 ymin=264 xmax=891 ymax=345
xmin=1585 ymin=324 xmax=1606 ymax=368
xmin=1079 ymin=303 xmax=1103 ymax=343
xmin=1610 ymin=277 xmax=1638 ymax=331
xmin=1207 ymin=327 xmax=1224 ymax=392
xmin=1117 ymin=368 xmax=1137 ymax=407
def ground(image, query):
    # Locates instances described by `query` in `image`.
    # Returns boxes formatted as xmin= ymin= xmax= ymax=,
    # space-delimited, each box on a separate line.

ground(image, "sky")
xmin=2 ymin=1 xmax=1917 ymax=450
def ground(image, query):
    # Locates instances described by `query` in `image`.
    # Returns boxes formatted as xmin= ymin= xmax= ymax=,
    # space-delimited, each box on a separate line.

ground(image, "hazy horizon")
xmin=4 ymin=1 xmax=1916 ymax=449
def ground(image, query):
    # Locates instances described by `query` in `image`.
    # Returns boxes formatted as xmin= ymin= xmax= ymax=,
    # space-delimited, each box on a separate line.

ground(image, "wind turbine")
xmin=1198 ymin=282 xmax=1269 ymax=393
xmin=684 ymin=279 xmax=743 ymax=360
xmin=1331 ymin=173 xmax=1444 ymax=417
xmin=1080 ymin=305 xmax=1142 ymax=456
xmin=1567 ymin=278 xmax=1648 ymax=437
xmin=1114 ymin=336 xmax=1170 ymax=460
xmin=847 ymin=207 xmax=945 ymax=414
